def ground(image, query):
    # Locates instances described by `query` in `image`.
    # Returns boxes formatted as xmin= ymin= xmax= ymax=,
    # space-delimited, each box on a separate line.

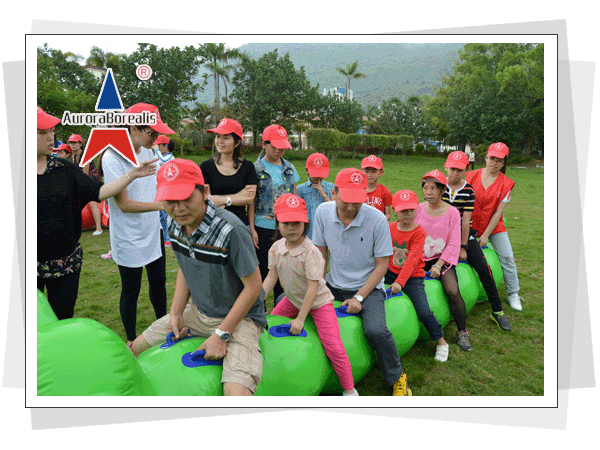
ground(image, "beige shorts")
xmin=142 ymin=303 xmax=264 ymax=393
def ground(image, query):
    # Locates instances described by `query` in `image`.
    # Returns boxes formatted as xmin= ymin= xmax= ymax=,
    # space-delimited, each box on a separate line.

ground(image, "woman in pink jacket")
xmin=415 ymin=169 xmax=471 ymax=352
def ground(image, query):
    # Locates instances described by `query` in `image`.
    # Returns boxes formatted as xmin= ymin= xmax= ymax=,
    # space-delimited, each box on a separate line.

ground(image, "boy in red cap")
xmin=443 ymin=151 xmax=512 ymax=331
xmin=55 ymin=143 xmax=72 ymax=161
xmin=129 ymin=159 xmax=266 ymax=396
xmin=153 ymin=135 xmax=175 ymax=246
xmin=385 ymin=189 xmax=449 ymax=361
xmin=296 ymin=152 xmax=335 ymax=239
xmin=37 ymin=107 xmax=158 ymax=320
xmin=313 ymin=168 xmax=412 ymax=396
xmin=102 ymin=102 xmax=175 ymax=345
xmin=361 ymin=155 xmax=393 ymax=221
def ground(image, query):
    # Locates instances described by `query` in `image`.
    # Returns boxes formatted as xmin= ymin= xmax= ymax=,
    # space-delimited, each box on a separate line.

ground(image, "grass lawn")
xmin=74 ymin=151 xmax=544 ymax=396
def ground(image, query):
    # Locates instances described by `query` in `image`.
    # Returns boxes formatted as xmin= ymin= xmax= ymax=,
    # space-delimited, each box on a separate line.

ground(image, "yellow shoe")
xmin=392 ymin=373 xmax=412 ymax=396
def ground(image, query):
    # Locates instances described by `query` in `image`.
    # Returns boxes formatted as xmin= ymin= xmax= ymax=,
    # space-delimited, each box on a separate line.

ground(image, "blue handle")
xmin=268 ymin=324 xmax=308 ymax=337
xmin=160 ymin=330 xmax=193 ymax=349
xmin=481 ymin=245 xmax=488 ymax=249
xmin=385 ymin=287 xmax=403 ymax=299
xmin=335 ymin=305 xmax=359 ymax=318
xmin=181 ymin=350 xmax=224 ymax=367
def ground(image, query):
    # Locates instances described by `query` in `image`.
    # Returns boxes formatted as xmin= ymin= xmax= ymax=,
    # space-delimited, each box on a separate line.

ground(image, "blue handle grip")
xmin=335 ymin=305 xmax=359 ymax=318
xmin=181 ymin=350 xmax=224 ymax=367
xmin=268 ymin=324 xmax=308 ymax=337
xmin=160 ymin=330 xmax=193 ymax=349
xmin=385 ymin=287 xmax=403 ymax=299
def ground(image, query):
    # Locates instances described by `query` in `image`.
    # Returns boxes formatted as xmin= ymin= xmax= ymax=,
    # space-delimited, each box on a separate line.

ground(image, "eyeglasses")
xmin=141 ymin=127 xmax=158 ymax=139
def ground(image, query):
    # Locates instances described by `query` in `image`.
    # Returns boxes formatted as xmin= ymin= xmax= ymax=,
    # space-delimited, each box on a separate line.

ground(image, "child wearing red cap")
xmin=466 ymin=142 xmax=523 ymax=311
xmin=384 ymin=190 xmax=449 ymax=362
xmin=263 ymin=194 xmax=358 ymax=396
xmin=55 ymin=143 xmax=72 ymax=161
xmin=296 ymin=152 xmax=335 ymax=239
xmin=443 ymin=151 xmax=512 ymax=331
xmin=415 ymin=169 xmax=471 ymax=351
xmin=362 ymin=155 xmax=393 ymax=221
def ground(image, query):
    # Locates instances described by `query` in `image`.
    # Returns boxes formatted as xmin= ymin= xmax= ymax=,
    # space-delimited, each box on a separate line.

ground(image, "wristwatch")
xmin=353 ymin=294 xmax=364 ymax=303
xmin=225 ymin=197 xmax=232 ymax=207
xmin=215 ymin=328 xmax=230 ymax=342
xmin=461 ymin=244 xmax=468 ymax=250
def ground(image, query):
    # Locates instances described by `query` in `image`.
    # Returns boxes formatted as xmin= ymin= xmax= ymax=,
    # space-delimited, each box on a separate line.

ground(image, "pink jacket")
xmin=414 ymin=202 xmax=461 ymax=267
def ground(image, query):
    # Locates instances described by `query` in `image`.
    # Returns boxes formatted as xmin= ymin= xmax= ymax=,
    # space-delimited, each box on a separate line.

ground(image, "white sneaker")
xmin=343 ymin=388 xmax=359 ymax=396
xmin=434 ymin=343 xmax=449 ymax=362
xmin=506 ymin=293 xmax=523 ymax=311
xmin=93 ymin=230 xmax=103 ymax=236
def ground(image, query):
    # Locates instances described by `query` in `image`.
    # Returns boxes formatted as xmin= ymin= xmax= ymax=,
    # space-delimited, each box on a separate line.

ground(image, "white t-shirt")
xmin=102 ymin=146 xmax=162 ymax=268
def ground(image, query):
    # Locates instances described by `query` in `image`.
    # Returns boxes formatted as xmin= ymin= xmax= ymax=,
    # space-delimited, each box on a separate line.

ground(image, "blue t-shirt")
xmin=296 ymin=179 xmax=335 ymax=239
xmin=255 ymin=158 xmax=300 ymax=230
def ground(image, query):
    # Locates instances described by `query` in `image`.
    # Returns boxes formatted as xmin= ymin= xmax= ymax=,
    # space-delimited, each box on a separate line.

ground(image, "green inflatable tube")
xmin=37 ymin=289 xmax=58 ymax=328
xmin=456 ymin=262 xmax=480 ymax=314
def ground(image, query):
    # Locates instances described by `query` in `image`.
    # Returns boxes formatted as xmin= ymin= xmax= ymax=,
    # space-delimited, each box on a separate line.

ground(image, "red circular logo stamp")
xmin=286 ymin=196 xmax=300 ymax=208
xmin=136 ymin=64 xmax=152 ymax=81
xmin=401 ymin=191 xmax=410 ymax=200
xmin=314 ymin=158 xmax=323 ymax=167
xmin=219 ymin=119 xmax=228 ymax=127
xmin=453 ymin=152 xmax=462 ymax=160
xmin=351 ymin=173 xmax=363 ymax=184
xmin=163 ymin=163 xmax=179 ymax=181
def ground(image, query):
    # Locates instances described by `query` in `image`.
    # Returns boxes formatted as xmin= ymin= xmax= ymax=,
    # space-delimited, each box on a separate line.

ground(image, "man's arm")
xmin=342 ymin=256 xmax=389 ymax=313
xmin=169 ymin=268 xmax=192 ymax=339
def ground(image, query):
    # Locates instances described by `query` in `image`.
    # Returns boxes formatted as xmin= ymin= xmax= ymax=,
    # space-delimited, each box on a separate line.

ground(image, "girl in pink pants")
xmin=263 ymin=194 xmax=357 ymax=396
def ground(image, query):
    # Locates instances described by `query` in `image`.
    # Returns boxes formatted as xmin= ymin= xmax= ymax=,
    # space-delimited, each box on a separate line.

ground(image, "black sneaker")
xmin=456 ymin=330 xmax=472 ymax=351
xmin=491 ymin=311 xmax=513 ymax=332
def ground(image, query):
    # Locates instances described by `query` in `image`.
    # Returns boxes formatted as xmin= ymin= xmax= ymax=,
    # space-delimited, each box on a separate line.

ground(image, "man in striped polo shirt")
xmin=443 ymin=151 xmax=512 ymax=331
xmin=129 ymin=159 xmax=267 ymax=396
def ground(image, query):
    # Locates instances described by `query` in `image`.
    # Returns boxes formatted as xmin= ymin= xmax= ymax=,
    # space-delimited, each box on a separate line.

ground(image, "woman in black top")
xmin=201 ymin=118 xmax=257 ymax=226
xmin=36 ymin=107 xmax=158 ymax=319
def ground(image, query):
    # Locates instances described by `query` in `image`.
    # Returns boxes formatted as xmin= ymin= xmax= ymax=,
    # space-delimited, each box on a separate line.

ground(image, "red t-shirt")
xmin=387 ymin=223 xmax=427 ymax=287
xmin=366 ymin=183 xmax=392 ymax=215
xmin=465 ymin=169 xmax=515 ymax=236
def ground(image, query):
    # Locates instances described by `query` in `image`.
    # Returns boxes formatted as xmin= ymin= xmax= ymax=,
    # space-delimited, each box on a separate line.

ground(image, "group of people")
xmin=37 ymin=105 xmax=524 ymax=397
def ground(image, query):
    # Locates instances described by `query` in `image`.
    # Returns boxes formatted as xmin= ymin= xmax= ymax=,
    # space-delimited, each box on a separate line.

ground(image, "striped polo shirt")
xmin=167 ymin=200 xmax=267 ymax=327
xmin=442 ymin=181 xmax=475 ymax=227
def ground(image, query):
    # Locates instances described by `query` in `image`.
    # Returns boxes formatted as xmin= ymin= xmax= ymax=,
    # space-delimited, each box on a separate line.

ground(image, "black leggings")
xmin=117 ymin=236 xmax=167 ymax=341
xmin=424 ymin=261 xmax=467 ymax=332
xmin=254 ymin=225 xmax=283 ymax=303
xmin=37 ymin=270 xmax=81 ymax=320
xmin=466 ymin=231 xmax=503 ymax=312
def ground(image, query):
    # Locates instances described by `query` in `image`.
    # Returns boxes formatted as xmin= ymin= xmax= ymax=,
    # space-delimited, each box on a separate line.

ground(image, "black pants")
xmin=37 ymin=270 xmax=81 ymax=320
xmin=254 ymin=225 xmax=283 ymax=303
xmin=466 ymin=230 xmax=503 ymax=312
xmin=117 ymin=235 xmax=167 ymax=341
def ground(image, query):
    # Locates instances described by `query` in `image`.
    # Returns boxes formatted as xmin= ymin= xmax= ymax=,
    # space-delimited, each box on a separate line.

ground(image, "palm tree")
xmin=335 ymin=61 xmax=367 ymax=99
xmin=85 ymin=46 xmax=125 ymax=73
xmin=197 ymin=44 xmax=242 ymax=116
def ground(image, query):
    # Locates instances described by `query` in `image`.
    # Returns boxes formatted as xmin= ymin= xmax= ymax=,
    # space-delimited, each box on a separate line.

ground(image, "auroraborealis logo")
xmin=70 ymin=68 xmax=155 ymax=168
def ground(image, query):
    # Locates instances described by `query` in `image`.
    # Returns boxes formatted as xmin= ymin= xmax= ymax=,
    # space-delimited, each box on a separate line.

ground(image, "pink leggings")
xmin=271 ymin=297 xmax=354 ymax=391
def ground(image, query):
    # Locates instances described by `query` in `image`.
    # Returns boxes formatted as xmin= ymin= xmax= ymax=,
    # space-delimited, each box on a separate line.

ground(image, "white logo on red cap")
xmin=277 ymin=127 xmax=286 ymax=137
xmin=351 ymin=173 xmax=363 ymax=184
xmin=163 ymin=163 xmax=180 ymax=181
xmin=495 ymin=143 xmax=503 ymax=149
xmin=431 ymin=169 xmax=440 ymax=176
xmin=401 ymin=191 xmax=410 ymax=200
xmin=453 ymin=152 xmax=462 ymax=160
xmin=314 ymin=158 xmax=323 ymax=167
xmin=286 ymin=196 xmax=300 ymax=208
xmin=369 ymin=155 xmax=377 ymax=161
xmin=219 ymin=119 xmax=227 ymax=127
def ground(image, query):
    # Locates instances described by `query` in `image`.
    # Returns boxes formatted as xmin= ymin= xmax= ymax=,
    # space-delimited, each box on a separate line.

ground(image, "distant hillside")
xmin=189 ymin=42 xmax=464 ymax=109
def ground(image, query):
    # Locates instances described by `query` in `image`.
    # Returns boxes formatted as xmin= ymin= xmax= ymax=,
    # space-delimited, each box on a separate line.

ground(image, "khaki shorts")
xmin=142 ymin=303 xmax=263 ymax=393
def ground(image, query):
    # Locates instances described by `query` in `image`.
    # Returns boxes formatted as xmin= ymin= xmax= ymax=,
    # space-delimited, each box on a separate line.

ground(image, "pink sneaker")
xmin=101 ymin=250 xmax=112 ymax=260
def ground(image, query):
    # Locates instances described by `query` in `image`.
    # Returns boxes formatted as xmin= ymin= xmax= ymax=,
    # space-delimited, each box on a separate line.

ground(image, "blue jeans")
xmin=159 ymin=210 xmax=170 ymax=243
xmin=384 ymin=271 xmax=444 ymax=341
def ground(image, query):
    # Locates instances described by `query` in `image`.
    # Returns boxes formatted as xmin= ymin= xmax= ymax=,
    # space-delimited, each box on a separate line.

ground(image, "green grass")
xmin=75 ymin=152 xmax=544 ymax=396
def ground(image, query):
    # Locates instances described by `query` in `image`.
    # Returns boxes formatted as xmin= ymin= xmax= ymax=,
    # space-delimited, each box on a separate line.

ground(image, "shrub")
xmin=428 ymin=145 xmax=438 ymax=156
xmin=415 ymin=143 xmax=425 ymax=154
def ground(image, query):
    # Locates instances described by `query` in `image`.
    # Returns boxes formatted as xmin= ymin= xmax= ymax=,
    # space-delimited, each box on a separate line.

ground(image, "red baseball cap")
xmin=124 ymin=103 xmax=175 ymax=134
xmin=487 ymin=142 xmax=509 ymax=159
xmin=155 ymin=159 xmax=205 ymax=202
xmin=445 ymin=151 xmax=469 ymax=169
xmin=153 ymin=135 xmax=170 ymax=145
xmin=274 ymin=194 xmax=308 ymax=223
xmin=306 ymin=152 xmax=330 ymax=178
xmin=262 ymin=124 xmax=292 ymax=149
xmin=67 ymin=134 xmax=83 ymax=143
xmin=392 ymin=190 xmax=419 ymax=212
xmin=57 ymin=143 xmax=72 ymax=155
xmin=335 ymin=168 xmax=368 ymax=203
xmin=361 ymin=154 xmax=383 ymax=170
xmin=207 ymin=118 xmax=243 ymax=140
xmin=422 ymin=169 xmax=447 ymax=185
xmin=37 ymin=106 xmax=61 ymax=130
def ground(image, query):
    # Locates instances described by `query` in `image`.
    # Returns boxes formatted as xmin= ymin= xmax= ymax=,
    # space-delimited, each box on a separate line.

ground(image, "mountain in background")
xmin=189 ymin=42 xmax=464 ymax=109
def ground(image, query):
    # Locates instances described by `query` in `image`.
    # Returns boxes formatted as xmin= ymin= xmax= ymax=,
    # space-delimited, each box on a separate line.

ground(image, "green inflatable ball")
xmin=37 ymin=318 xmax=156 ymax=396
xmin=384 ymin=293 xmax=419 ymax=357
xmin=138 ymin=334 xmax=223 ymax=396
xmin=320 ymin=301 xmax=376 ymax=394
xmin=419 ymin=277 xmax=451 ymax=341
xmin=456 ymin=262 xmax=480 ymax=314
xmin=37 ymin=289 xmax=58 ymax=328
xmin=256 ymin=314 xmax=329 ymax=396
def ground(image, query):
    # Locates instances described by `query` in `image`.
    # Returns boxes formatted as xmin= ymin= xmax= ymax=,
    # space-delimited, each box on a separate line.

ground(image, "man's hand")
xmin=341 ymin=297 xmax=363 ymax=314
xmin=169 ymin=314 xmax=188 ymax=340
xmin=199 ymin=333 xmax=228 ymax=360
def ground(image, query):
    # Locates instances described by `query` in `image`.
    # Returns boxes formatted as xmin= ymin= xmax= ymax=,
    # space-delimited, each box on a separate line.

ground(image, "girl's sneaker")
xmin=434 ymin=343 xmax=449 ymax=362
xmin=506 ymin=293 xmax=523 ymax=311
xmin=101 ymin=250 xmax=112 ymax=260
xmin=343 ymin=388 xmax=359 ymax=396
xmin=456 ymin=330 xmax=472 ymax=351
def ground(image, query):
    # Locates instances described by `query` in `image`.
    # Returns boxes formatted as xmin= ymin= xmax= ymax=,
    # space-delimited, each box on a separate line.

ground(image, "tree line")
xmin=37 ymin=42 xmax=543 ymax=159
